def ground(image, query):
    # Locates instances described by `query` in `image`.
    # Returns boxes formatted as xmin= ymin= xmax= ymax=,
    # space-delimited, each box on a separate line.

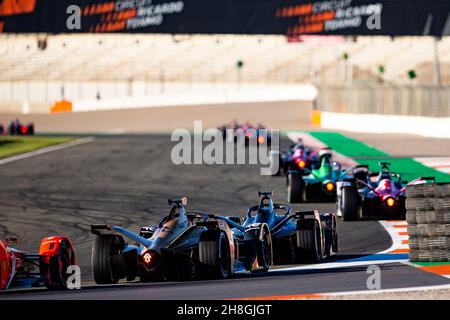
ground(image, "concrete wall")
xmin=0 ymin=81 xmax=317 ymax=113
xmin=316 ymin=84 xmax=450 ymax=118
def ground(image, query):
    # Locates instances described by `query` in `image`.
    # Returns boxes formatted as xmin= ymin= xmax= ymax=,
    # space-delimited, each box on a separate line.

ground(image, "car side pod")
xmin=38 ymin=236 xmax=76 ymax=290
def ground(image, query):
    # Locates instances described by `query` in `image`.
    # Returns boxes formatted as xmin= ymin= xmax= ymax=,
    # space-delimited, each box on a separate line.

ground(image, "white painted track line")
xmin=270 ymin=259 xmax=408 ymax=274
xmin=0 ymin=137 xmax=95 ymax=166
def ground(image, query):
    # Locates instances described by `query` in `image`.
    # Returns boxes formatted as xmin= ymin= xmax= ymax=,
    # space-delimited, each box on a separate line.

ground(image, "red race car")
xmin=7 ymin=119 xmax=35 ymax=135
xmin=0 ymin=236 xmax=75 ymax=290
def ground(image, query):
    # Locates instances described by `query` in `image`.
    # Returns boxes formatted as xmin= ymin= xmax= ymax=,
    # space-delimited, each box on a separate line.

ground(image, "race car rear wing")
xmin=91 ymin=224 xmax=152 ymax=247
xmin=258 ymin=190 xmax=273 ymax=197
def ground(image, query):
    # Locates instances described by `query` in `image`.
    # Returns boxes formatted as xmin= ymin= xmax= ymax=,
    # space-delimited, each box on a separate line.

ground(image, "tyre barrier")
xmin=406 ymin=182 xmax=450 ymax=262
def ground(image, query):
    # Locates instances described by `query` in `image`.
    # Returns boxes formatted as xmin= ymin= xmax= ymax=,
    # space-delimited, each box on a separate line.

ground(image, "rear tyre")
xmin=341 ymin=186 xmax=359 ymax=221
xmin=198 ymin=231 xmax=230 ymax=279
xmin=253 ymin=226 xmax=272 ymax=273
xmin=287 ymin=172 xmax=304 ymax=203
xmin=328 ymin=214 xmax=338 ymax=255
xmin=296 ymin=220 xmax=321 ymax=263
xmin=92 ymin=235 xmax=122 ymax=284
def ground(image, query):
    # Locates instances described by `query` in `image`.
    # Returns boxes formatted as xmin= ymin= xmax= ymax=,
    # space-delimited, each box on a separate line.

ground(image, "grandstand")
xmin=1 ymin=34 xmax=450 ymax=83
xmin=0 ymin=34 xmax=449 ymax=113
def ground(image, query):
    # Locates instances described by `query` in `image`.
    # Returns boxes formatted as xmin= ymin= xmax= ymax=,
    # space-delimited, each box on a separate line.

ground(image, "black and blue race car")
xmin=90 ymin=197 xmax=272 ymax=283
xmin=232 ymin=191 xmax=338 ymax=264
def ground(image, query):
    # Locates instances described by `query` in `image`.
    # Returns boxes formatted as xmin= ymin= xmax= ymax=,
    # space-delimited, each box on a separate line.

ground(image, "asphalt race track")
xmin=1 ymin=135 xmax=449 ymax=299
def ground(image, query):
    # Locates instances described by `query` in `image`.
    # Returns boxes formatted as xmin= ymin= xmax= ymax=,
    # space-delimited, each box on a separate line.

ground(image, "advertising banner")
xmin=0 ymin=0 xmax=449 ymax=35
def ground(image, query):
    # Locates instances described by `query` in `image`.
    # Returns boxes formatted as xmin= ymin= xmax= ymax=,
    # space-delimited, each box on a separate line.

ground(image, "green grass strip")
xmin=0 ymin=136 xmax=75 ymax=159
xmin=308 ymin=131 xmax=389 ymax=158
xmin=306 ymin=131 xmax=450 ymax=183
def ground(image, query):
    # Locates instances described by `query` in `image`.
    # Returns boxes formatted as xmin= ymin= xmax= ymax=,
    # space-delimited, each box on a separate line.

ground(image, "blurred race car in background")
xmin=336 ymin=162 xmax=435 ymax=220
xmin=91 ymin=197 xmax=272 ymax=283
xmin=0 ymin=236 xmax=75 ymax=290
xmin=287 ymin=148 xmax=344 ymax=203
xmin=218 ymin=120 xmax=271 ymax=146
xmin=270 ymin=140 xmax=321 ymax=176
xmin=231 ymin=191 xmax=337 ymax=264
xmin=0 ymin=119 xmax=35 ymax=135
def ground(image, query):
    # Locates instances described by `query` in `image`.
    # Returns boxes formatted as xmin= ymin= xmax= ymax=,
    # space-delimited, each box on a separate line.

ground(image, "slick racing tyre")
xmin=287 ymin=172 xmax=304 ymax=203
xmin=92 ymin=235 xmax=123 ymax=284
xmin=320 ymin=213 xmax=338 ymax=257
xmin=406 ymin=211 xmax=417 ymax=224
xmin=41 ymin=239 xmax=75 ymax=290
xmin=341 ymin=186 xmax=359 ymax=221
xmin=296 ymin=219 xmax=321 ymax=263
xmin=198 ymin=231 xmax=230 ymax=279
xmin=253 ymin=225 xmax=272 ymax=273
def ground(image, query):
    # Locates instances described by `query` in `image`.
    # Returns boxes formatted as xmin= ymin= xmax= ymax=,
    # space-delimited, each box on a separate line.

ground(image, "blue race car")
xmin=232 ymin=191 xmax=338 ymax=264
xmin=90 ymin=197 xmax=272 ymax=283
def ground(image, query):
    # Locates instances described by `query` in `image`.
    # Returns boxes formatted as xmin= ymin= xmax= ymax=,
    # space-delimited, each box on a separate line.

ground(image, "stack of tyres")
xmin=406 ymin=183 xmax=450 ymax=262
